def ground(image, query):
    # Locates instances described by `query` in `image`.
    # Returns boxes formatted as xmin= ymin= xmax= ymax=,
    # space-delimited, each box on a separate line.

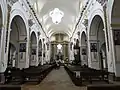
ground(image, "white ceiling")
xmin=29 ymin=0 xmax=82 ymax=37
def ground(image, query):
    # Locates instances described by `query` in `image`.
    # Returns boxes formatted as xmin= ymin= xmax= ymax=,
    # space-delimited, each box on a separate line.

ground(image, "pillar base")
xmin=108 ymin=72 xmax=115 ymax=81
xmin=115 ymin=77 xmax=120 ymax=81
xmin=0 ymin=73 xmax=5 ymax=84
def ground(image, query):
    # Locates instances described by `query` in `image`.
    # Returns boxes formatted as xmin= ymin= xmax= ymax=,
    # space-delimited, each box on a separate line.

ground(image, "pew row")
xmin=87 ymin=84 xmax=120 ymax=90
xmin=4 ymin=64 xmax=55 ymax=85
xmin=23 ymin=65 xmax=55 ymax=84
xmin=64 ymin=65 xmax=109 ymax=86
xmin=0 ymin=85 xmax=21 ymax=90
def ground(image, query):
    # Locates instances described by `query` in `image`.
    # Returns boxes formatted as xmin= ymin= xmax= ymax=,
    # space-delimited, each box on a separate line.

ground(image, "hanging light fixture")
xmin=49 ymin=8 xmax=64 ymax=24
xmin=57 ymin=44 xmax=62 ymax=50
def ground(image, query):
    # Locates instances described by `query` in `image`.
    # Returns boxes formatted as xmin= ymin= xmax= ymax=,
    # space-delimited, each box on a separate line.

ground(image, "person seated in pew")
xmin=4 ymin=67 xmax=12 ymax=83
xmin=82 ymin=64 xmax=88 ymax=68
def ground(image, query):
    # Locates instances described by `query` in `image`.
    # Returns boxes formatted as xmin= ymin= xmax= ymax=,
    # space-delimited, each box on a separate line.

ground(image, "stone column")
xmin=41 ymin=44 xmax=44 ymax=65
xmin=36 ymin=40 xmax=39 ymax=66
xmin=63 ymin=43 xmax=66 ymax=61
xmin=54 ymin=44 xmax=57 ymax=60
xmin=0 ymin=27 xmax=5 ymax=84
xmin=30 ymin=43 xmax=37 ymax=66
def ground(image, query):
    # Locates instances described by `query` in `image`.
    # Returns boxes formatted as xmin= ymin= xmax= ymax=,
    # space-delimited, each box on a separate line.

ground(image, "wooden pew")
xmin=23 ymin=65 xmax=54 ymax=84
xmin=88 ymin=70 xmax=109 ymax=83
xmin=10 ymin=68 xmax=24 ymax=84
xmin=4 ymin=68 xmax=24 ymax=84
xmin=87 ymin=84 xmax=120 ymax=90
xmin=64 ymin=65 xmax=109 ymax=86
xmin=64 ymin=65 xmax=78 ymax=85
xmin=4 ymin=64 xmax=56 ymax=85
xmin=0 ymin=85 xmax=21 ymax=90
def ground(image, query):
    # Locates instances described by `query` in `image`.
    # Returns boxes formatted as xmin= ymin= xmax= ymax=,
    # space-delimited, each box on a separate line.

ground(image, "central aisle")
xmin=22 ymin=66 xmax=86 ymax=90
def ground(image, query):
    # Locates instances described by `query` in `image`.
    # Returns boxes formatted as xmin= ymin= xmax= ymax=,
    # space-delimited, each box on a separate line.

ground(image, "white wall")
xmin=0 ymin=0 xmax=48 ymax=71
xmin=0 ymin=0 xmax=8 ymax=73
xmin=70 ymin=0 xmax=116 ymax=73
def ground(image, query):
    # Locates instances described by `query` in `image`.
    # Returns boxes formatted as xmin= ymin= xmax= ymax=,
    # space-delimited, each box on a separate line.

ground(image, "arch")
xmin=48 ymin=29 xmax=71 ymax=38
xmin=111 ymin=0 xmax=120 ymax=26
xmin=29 ymin=31 xmax=37 ymax=66
xmin=89 ymin=15 xmax=107 ymax=70
xmin=8 ymin=9 xmax=29 ymax=68
xmin=73 ymin=38 xmax=79 ymax=48
xmin=80 ymin=31 xmax=87 ymax=46
xmin=80 ymin=31 xmax=88 ymax=65
xmin=39 ymin=39 xmax=42 ymax=51
xmin=50 ymin=31 xmax=69 ymax=37
xmin=10 ymin=15 xmax=27 ymax=36
xmin=88 ymin=9 xmax=105 ymax=37
xmin=10 ymin=9 xmax=29 ymax=37
xmin=43 ymin=43 xmax=46 ymax=64
xmin=8 ymin=15 xmax=27 ymax=68
xmin=89 ymin=15 xmax=104 ymax=40
xmin=73 ymin=39 xmax=79 ymax=48
xmin=110 ymin=0 xmax=120 ymax=77
xmin=43 ymin=43 xmax=46 ymax=54
xmin=38 ymin=39 xmax=42 ymax=65
xmin=30 ymin=31 xmax=37 ymax=45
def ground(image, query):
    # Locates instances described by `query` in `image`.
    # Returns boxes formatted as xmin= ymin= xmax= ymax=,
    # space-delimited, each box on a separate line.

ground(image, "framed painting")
xmin=114 ymin=30 xmax=120 ymax=45
xmin=19 ymin=43 xmax=26 ymax=52
xmin=90 ymin=43 xmax=98 ymax=52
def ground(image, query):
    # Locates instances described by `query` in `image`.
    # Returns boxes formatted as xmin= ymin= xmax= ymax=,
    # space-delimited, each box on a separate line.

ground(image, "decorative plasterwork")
xmin=83 ymin=19 xmax=88 ymax=27
xmin=28 ymin=19 xmax=34 ymax=27
xmin=8 ymin=0 xmax=18 ymax=6
xmin=96 ymin=0 xmax=108 ymax=6
xmin=49 ymin=8 xmax=64 ymax=24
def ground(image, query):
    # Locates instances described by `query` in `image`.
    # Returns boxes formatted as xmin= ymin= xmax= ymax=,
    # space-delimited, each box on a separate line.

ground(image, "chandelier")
xmin=49 ymin=8 xmax=64 ymax=24
xmin=57 ymin=44 xmax=62 ymax=50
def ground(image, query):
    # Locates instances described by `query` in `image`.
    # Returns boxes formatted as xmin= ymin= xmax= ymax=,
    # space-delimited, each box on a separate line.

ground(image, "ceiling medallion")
xmin=49 ymin=8 xmax=64 ymax=24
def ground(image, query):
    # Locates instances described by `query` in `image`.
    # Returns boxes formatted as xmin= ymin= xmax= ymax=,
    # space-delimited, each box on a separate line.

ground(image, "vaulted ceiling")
xmin=29 ymin=0 xmax=82 ymax=38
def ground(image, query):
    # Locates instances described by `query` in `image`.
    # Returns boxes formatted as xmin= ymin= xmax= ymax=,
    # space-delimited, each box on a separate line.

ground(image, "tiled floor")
xmin=22 ymin=66 xmax=86 ymax=90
